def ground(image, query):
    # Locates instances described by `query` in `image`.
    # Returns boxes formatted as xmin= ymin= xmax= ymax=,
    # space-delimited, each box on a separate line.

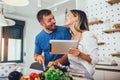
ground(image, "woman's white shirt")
xmin=68 ymin=31 xmax=99 ymax=76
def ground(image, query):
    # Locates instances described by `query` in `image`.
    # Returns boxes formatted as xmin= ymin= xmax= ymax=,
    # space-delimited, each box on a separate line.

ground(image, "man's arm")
xmin=47 ymin=54 xmax=68 ymax=67
xmin=55 ymin=54 xmax=68 ymax=64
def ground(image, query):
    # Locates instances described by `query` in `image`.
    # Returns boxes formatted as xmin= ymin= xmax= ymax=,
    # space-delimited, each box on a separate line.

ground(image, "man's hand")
xmin=34 ymin=54 xmax=45 ymax=64
xmin=47 ymin=61 xmax=58 ymax=67
xmin=47 ymin=54 xmax=68 ymax=67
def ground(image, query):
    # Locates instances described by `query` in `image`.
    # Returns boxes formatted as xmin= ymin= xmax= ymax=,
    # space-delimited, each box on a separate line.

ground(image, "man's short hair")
xmin=36 ymin=9 xmax=52 ymax=22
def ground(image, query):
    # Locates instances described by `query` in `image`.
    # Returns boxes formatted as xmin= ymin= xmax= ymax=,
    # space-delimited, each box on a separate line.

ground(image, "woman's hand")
xmin=68 ymin=48 xmax=92 ymax=63
xmin=68 ymin=48 xmax=81 ymax=57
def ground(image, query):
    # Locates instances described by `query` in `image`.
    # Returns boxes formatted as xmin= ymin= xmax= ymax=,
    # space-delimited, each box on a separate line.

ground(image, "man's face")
xmin=41 ymin=14 xmax=56 ymax=31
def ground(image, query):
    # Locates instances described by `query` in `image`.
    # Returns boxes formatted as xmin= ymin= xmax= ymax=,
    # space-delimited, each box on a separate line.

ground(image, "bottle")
xmin=105 ymin=19 xmax=111 ymax=30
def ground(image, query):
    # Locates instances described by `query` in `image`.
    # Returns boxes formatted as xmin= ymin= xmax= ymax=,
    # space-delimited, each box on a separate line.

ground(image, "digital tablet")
xmin=50 ymin=40 xmax=78 ymax=54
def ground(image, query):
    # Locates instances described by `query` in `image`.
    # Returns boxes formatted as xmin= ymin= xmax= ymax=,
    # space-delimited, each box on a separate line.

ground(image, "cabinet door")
xmin=105 ymin=71 xmax=120 ymax=80
xmin=93 ymin=70 xmax=105 ymax=80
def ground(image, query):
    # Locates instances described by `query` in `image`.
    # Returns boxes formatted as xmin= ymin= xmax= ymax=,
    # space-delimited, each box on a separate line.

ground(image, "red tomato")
xmin=29 ymin=72 xmax=36 ymax=79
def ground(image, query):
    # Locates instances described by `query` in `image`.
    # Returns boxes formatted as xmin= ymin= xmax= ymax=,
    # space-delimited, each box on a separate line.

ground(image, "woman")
xmin=65 ymin=9 xmax=99 ymax=79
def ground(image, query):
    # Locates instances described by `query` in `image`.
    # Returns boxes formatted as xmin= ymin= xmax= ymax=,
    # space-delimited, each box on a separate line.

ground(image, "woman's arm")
xmin=78 ymin=51 xmax=92 ymax=63
xmin=68 ymin=48 xmax=92 ymax=63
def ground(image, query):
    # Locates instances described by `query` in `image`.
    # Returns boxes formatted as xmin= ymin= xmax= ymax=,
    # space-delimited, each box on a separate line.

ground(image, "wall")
xmin=56 ymin=14 xmax=65 ymax=25
xmin=77 ymin=0 xmax=120 ymax=65
xmin=23 ymin=17 xmax=42 ymax=67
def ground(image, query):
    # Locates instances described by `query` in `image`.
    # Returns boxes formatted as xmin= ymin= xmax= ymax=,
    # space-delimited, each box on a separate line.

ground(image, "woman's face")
xmin=65 ymin=11 xmax=75 ymax=27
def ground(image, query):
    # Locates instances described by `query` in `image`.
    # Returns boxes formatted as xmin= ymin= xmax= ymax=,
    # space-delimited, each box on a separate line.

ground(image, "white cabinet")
xmin=93 ymin=69 xmax=120 ymax=80
xmin=93 ymin=70 xmax=105 ymax=80
xmin=105 ymin=71 xmax=120 ymax=80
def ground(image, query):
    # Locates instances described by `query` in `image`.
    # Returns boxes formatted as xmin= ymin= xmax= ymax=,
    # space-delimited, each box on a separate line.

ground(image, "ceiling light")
xmin=2 ymin=0 xmax=29 ymax=7
xmin=0 ymin=13 xmax=15 ymax=27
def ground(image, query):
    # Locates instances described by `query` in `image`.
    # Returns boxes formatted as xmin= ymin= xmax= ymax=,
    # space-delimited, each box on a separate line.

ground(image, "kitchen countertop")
xmin=95 ymin=65 xmax=120 ymax=72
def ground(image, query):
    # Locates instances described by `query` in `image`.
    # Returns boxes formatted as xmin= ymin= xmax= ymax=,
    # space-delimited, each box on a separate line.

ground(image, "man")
xmin=34 ymin=9 xmax=71 ymax=67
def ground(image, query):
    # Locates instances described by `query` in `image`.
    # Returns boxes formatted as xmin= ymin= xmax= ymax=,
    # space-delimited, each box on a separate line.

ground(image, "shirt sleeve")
xmin=82 ymin=32 xmax=99 ymax=65
xmin=34 ymin=36 xmax=42 ymax=54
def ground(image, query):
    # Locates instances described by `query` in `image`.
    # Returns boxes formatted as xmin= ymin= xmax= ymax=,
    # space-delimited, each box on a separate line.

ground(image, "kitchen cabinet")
xmin=93 ymin=70 xmax=105 ymax=80
xmin=88 ymin=20 xmax=103 ymax=25
xmin=106 ymin=0 xmax=120 ymax=5
xmin=105 ymin=71 xmax=120 ymax=80
xmin=93 ymin=65 xmax=120 ymax=80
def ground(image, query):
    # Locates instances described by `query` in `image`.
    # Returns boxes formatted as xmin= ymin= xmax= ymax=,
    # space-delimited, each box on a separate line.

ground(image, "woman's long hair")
xmin=70 ymin=10 xmax=89 ymax=32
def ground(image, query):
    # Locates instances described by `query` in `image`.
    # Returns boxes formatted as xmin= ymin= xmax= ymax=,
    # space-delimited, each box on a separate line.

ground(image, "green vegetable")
xmin=43 ymin=65 xmax=71 ymax=80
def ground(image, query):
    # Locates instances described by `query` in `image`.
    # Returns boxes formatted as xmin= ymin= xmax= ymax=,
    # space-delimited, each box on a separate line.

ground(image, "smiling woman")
xmin=0 ymin=19 xmax=25 ymax=63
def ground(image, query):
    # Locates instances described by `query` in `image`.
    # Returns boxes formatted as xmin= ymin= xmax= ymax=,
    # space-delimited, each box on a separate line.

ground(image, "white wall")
xmin=76 ymin=0 xmax=86 ymax=10
xmin=23 ymin=17 xmax=42 ymax=67
xmin=56 ymin=14 xmax=65 ymax=25
xmin=77 ymin=0 xmax=120 ymax=65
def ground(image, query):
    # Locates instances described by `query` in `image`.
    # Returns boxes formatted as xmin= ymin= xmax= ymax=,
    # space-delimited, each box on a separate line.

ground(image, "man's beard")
xmin=46 ymin=24 xmax=56 ymax=31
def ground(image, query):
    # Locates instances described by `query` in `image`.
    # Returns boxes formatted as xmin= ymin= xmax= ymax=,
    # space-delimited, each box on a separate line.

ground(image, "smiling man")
xmin=34 ymin=9 xmax=71 ymax=68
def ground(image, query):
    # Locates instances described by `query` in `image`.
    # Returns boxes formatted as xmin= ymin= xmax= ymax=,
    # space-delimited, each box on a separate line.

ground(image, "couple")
xmin=34 ymin=9 xmax=98 ymax=79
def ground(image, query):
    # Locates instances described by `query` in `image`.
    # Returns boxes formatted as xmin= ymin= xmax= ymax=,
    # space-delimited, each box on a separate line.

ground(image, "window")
xmin=0 ymin=19 xmax=25 ymax=62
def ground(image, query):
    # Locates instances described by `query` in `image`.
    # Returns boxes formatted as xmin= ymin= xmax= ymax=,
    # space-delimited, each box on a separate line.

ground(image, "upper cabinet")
xmin=106 ymin=0 xmax=120 ymax=5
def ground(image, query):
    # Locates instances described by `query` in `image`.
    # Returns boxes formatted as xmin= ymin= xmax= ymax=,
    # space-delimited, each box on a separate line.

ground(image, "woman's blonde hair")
xmin=70 ymin=9 xmax=89 ymax=32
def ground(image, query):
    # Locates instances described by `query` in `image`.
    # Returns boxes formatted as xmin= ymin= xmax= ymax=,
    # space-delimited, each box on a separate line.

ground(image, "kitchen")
xmin=0 ymin=0 xmax=120 ymax=80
